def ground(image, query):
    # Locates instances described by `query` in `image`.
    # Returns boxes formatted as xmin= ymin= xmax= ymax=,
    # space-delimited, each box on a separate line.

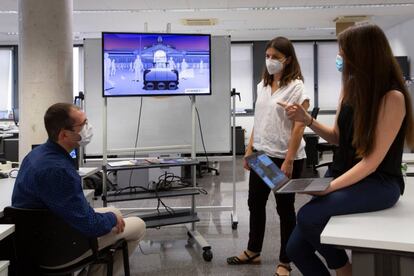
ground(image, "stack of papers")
xmin=108 ymin=157 xmax=194 ymax=167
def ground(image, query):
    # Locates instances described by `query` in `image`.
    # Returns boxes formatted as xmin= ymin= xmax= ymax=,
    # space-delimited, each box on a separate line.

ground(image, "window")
xmin=231 ymin=44 xmax=253 ymax=113
xmin=73 ymin=46 xmax=84 ymax=99
xmin=0 ymin=47 xmax=13 ymax=119
xmin=293 ymin=42 xmax=315 ymax=108
xmin=317 ymin=42 xmax=342 ymax=110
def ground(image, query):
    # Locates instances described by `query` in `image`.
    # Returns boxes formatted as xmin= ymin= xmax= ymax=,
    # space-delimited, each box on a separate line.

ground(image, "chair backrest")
xmin=3 ymin=207 xmax=97 ymax=270
xmin=311 ymin=107 xmax=320 ymax=119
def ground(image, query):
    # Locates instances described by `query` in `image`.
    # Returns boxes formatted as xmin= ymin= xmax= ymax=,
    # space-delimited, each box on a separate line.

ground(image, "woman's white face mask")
xmin=266 ymin=58 xmax=284 ymax=75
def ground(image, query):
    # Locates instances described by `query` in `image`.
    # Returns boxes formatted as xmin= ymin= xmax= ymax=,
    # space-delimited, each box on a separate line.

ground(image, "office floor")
xmin=105 ymin=156 xmax=334 ymax=276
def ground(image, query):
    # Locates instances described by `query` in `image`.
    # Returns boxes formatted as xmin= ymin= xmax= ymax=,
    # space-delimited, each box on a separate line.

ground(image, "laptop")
xmin=246 ymin=151 xmax=332 ymax=193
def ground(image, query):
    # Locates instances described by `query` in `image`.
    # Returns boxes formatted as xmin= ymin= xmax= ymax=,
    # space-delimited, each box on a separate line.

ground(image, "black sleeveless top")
xmin=331 ymin=103 xmax=406 ymax=194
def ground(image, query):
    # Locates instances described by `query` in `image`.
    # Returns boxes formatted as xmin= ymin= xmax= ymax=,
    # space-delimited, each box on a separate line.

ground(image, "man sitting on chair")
xmin=12 ymin=103 xmax=146 ymax=275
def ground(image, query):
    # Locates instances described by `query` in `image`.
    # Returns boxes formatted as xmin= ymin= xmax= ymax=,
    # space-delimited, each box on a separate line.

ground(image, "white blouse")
xmin=253 ymin=79 xmax=309 ymax=159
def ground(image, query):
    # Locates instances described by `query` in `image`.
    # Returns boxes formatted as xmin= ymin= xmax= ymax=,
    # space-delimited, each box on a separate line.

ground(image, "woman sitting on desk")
xmin=280 ymin=24 xmax=414 ymax=276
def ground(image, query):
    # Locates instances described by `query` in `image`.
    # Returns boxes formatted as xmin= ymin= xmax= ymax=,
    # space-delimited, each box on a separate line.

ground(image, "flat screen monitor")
xmin=395 ymin=56 xmax=410 ymax=81
xmin=102 ymin=32 xmax=212 ymax=97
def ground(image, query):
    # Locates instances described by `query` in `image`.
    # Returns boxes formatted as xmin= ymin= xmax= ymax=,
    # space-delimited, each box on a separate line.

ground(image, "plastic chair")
xmin=3 ymin=206 xmax=130 ymax=276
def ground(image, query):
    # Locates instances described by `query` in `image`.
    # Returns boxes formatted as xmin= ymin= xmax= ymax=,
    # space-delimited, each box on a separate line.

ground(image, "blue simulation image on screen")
xmin=102 ymin=32 xmax=211 ymax=97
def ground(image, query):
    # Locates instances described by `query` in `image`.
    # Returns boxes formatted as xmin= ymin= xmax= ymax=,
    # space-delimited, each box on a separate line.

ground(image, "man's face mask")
xmin=77 ymin=122 xmax=93 ymax=146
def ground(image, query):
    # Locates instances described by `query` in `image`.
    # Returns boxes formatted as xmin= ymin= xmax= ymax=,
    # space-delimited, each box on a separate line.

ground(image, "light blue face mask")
xmin=336 ymin=55 xmax=343 ymax=72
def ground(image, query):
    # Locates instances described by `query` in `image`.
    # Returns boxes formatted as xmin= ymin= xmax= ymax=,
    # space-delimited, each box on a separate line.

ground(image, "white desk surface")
xmin=0 ymin=178 xmax=95 ymax=217
xmin=321 ymin=177 xmax=414 ymax=253
xmin=0 ymin=133 xmax=12 ymax=139
xmin=0 ymin=224 xmax=14 ymax=241
xmin=0 ymin=128 xmax=18 ymax=134
xmin=78 ymin=167 xmax=100 ymax=178
xmin=403 ymin=153 xmax=414 ymax=164
xmin=0 ymin=178 xmax=15 ymax=217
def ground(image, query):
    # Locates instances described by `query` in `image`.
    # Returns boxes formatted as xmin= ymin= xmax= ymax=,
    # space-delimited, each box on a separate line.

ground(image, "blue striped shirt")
xmin=12 ymin=140 xmax=116 ymax=237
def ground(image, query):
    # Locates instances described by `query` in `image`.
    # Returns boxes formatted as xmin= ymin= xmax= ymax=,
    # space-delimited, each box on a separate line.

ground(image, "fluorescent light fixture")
xmin=0 ymin=3 xmax=412 ymax=15
xmin=247 ymin=27 xmax=335 ymax=31
xmin=71 ymin=3 xmax=414 ymax=13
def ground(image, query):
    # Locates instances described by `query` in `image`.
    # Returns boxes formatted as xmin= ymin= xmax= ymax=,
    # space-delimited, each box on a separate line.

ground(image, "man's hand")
xmin=113 ymin=213 xmax=125 ymax=234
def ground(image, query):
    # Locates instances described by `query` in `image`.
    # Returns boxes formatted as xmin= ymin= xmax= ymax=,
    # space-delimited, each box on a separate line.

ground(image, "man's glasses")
xmin=66 ymin=119 xmax=88 ymax=131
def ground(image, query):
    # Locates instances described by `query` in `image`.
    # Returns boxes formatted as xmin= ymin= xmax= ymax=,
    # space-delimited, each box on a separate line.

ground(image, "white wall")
xmin=386 ymin=18 xmax=414 ymax=145
xmin=386 ymin=18 xmax=414 ymax=79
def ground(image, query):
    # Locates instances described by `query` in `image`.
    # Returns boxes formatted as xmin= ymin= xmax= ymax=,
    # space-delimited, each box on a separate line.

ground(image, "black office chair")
xmin=310 ymin=107 xmax=320 ymax=119
xmin=3 ymin=207 xmax=130 ymax=276
xmin=303 ymin=107 xmax=321 ymax=168
xmin=314 ymin=143 xmax=336 ymax=172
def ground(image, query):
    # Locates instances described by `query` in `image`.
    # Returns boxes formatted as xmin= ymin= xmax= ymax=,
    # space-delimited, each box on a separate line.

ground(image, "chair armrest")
xmin=109 ymin=238 xmax=127 ymax=251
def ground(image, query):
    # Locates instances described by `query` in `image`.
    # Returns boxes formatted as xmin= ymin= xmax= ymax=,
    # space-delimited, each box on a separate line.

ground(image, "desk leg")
xmin=352 ymin=251 xmax=375 ymax=276
xmin=400 ymin=256 xmax=414 ymax=276
xmin=352 ymin=251 xmax=400 ymax=276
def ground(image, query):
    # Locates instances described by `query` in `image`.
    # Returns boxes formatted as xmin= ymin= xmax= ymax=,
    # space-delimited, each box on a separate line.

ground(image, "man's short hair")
xmin=44 ymin=103 xmax=79 ymax=142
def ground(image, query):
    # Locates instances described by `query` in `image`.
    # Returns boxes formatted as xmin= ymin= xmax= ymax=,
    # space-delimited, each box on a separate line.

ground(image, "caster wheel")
xmin=231 ymin=222 xmax=238 ymax=230
xmin=203 ymin=249 xmax=213 ymax=262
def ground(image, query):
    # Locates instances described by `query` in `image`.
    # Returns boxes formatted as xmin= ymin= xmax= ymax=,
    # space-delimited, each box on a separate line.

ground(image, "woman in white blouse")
xmin=227 ymin=37 xmax=309 ymax=276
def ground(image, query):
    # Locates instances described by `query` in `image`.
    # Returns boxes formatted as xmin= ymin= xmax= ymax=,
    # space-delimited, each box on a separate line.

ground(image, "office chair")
xmin=302 ymin=107 xmax=336 ymax=172
xmin=310 ymin=107 xmax=319 ymax=119
xmin=3 ymin=207 xmax=130 ymax=276
xmin=303 ymin=107 xmax=320 ymax=168
xmin=314 ymin=143 xmax=336 ymax=172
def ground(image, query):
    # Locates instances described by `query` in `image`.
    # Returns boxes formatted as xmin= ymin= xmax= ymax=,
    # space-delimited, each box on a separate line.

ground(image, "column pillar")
xmin=18 ymin=0 xmax=73 ymax=161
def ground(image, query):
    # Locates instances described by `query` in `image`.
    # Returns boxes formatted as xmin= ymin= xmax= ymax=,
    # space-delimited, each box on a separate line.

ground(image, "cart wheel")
xmin=231 ymin=221 xmax=238 ymax=230
xmin=203 ymin=249 xmax=213 ymax=262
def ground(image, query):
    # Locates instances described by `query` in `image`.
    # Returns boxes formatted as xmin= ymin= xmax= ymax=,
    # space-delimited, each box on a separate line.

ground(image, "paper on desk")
xmin=108 ymin=160 xmax=137 ymax=167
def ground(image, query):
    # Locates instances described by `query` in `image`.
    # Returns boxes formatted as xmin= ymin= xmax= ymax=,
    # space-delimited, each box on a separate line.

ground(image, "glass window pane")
xmin=293 ymin=42 xmax=314 ymax=108
xmin=0 ymin=48 xmax=13 ymax=119
xmin=318 ymin=42 xmax=342 ymax=110
xmin=231 ymin=44 xmax=253 ymax=113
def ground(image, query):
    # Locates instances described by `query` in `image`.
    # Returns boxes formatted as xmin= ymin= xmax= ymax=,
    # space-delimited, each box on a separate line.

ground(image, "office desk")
xmin=78 ymin=167 xmax=100 ymax=178
xmin=321 ymin=177 xmax=414 ymax=276
xmin=0 ymin=225 xmax=14 ymax=241
xmin=0 ymin=134 xmax=12 ymax=139
xmin=403 ymin=153 xmax=414 ymax=164
xmin=0 ymin=225 xmax=14 ymax=275
xmin=0 ymin=178 xmax=95 ymax=217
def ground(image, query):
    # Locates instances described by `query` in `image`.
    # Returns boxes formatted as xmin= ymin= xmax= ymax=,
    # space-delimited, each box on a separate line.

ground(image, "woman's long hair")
xmin=262 ymin=37 xmax=304 ymax=87
xmin=338 ymin=24 xmax=414 ymax=157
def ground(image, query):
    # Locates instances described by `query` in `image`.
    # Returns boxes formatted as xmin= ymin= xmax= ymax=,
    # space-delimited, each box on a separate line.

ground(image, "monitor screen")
xmin=102 ymin=32 xmax=211 ymax=97
xmin=395 ymin=56 xmax=410 ymax=81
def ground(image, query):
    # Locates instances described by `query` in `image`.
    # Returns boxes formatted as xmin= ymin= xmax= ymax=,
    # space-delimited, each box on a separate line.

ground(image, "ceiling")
xmin=0 ymin=0 xmax=413 ymax=43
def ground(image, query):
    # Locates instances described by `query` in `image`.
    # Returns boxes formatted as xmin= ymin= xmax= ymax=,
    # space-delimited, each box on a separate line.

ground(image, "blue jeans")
xmin=286 ymin=172 xmax=401 ymax=276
